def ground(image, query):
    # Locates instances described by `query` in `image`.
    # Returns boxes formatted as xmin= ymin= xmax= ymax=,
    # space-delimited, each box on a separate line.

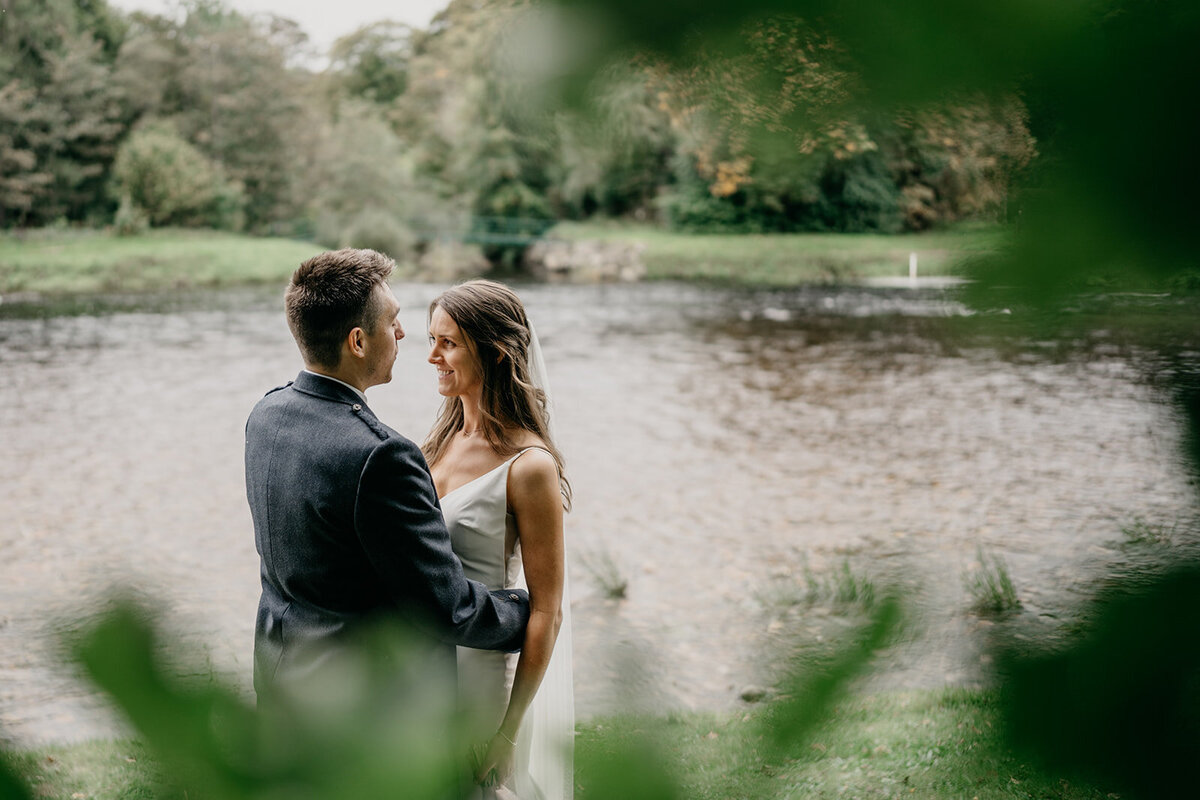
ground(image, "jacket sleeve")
xmin=353 ymin=435 xmax=529 ymax=651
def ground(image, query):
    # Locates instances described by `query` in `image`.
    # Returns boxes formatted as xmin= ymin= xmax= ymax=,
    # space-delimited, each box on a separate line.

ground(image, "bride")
xmin=423 ymin=280 xmax=574 ymax=800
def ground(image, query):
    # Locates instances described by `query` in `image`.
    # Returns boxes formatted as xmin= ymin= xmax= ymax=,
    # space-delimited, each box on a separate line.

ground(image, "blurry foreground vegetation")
xmin=0 ymin=595 xmax=1127 ymax=800
xmin=5 ymin=692 xmax=1120 ymax=800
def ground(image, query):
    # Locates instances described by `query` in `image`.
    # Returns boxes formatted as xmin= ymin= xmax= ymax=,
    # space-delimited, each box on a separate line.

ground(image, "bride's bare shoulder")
xmin=508 ymin=437 xmax=559 ymax=493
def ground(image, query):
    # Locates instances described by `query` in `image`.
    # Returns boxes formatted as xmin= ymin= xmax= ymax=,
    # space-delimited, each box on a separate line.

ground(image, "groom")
xmin=245 ymin=248 xmax=529 ymax=696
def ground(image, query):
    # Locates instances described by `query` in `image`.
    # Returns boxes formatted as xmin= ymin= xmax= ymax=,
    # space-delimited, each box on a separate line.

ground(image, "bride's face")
xmin=428 ymin=305 xmax=483 ymax=400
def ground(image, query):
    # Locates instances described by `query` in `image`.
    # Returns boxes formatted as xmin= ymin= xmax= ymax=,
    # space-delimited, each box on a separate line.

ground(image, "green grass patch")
xmin=966 ymin=549 xmax=1023 ymax=618
xmin=2 ymin=738 xmax=165 ymax=800
xmin=0 ymin=228 xmax=323 ymax=294
xmin=551 ymin=220 xmax=1007 ymax=286
xmin=577 ymin=690 xmax=1115 ymax=800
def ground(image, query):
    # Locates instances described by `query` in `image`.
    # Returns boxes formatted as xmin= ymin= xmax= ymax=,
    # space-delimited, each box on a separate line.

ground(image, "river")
xmin=0 ymin=281 xmax=1195 ymax=746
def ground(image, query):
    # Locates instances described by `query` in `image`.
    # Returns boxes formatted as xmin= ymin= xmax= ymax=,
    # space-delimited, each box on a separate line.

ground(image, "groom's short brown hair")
xmin=285 ymin=248 xmax=395 ymax=369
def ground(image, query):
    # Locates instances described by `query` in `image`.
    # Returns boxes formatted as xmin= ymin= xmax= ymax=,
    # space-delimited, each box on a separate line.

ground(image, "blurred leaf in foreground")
xmin=760 ymin=596 xmax=903 ymax=759
xmin=0 ymin=753 xmax=34 ymax=800
xmin=69 ymin=598 xmax=469 ymax=800
xmin=998 ymin=564 xmax=1200 ymax=800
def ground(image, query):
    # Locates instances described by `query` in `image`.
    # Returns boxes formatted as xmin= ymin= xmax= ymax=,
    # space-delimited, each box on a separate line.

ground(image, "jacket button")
xmin=352 ymin=404 xmax=362 ymax=411
xmin=509 ymin=594 xmax=519 ymax=601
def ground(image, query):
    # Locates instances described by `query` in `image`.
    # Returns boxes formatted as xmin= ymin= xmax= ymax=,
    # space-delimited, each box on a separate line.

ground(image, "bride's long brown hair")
xmin=421 ymin=280 xmax=572 ymax=510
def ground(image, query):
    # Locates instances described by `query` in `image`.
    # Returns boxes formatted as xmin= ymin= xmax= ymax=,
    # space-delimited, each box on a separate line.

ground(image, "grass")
xmin=551 ymin=219 xmax=1007 ymax=286
xmin=0 ymin=228 xmax=323 ymax=294
xmin=577 ymin=691 xmax=1115 ymax=800
xmin=1120 ymin=518 xmax=1175 ymax=547
xmin=6 ymin=690 xmax=1116 ymax=800
xmin=581 ymin=688 xmax=1115 ymax=800
xmin=759 ymin=558 xmax=879 ymax=614
xmin=966 ymin=549 xmax=1023 ymax=618
xmin=2 ymin=739 xmax=165 ymax=800
xmin=577 ymin=544 xmax=629 ymax=599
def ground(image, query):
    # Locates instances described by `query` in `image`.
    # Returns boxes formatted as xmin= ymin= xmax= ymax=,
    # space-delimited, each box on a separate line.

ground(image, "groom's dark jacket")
xmin=246 ymin=371 xmax=529 ymax=693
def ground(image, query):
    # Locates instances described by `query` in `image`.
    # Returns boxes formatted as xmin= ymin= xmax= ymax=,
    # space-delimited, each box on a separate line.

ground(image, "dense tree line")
xmin=0 ymin=0 xmax=1036 ymax=258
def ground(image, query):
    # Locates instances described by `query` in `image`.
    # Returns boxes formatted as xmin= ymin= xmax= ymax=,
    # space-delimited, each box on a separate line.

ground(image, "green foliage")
xmin=0 ymin=0 xmax=134 ymax=226
xmin=306 ymin=102 xmax=424 ymax=262
xmin=0 ymin=754 xmax=34 ymax=800
xmin=0 ymin=0 xmax=1041 ymax=245
xmin=657 ymin=182 xmax=760 ymax=233
xmin=58 ymin=598 xmax=473 ymax=800
xmin=0 ymin=592 xmax=905 ymax=800
xmin=575 ymin=718 xmax=680 ymax=800
xmin=111 ymin=124 xmax=245 ymax=229
xmin=113 ymin=194 xmax=150 ymax=236
xmin=762 ymin=597 xmax=902 ymax=755
xmin=0 ymin=80 xmax=54 ymax=224
xmin=112 ymin=1 xmax=317 ymax=232
xmin=327 ymin=22 xmax=414 ymax=106
xmin=10 ymin=691 xmax=1120 ymax=800
xmin=552 ymin=66 xmax=676 ymax=218
xmin=999 ymin=564 xmax=1200 ymax=799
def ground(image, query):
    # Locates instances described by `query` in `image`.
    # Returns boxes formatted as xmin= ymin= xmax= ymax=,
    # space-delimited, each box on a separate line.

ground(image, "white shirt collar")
xmin=303 ymin=369 xmax=368 ymax=405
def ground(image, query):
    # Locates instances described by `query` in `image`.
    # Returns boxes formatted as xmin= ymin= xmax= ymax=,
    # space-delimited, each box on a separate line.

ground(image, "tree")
xmin=390 ymin=0 xmax=557 ymax=265
xmin=112 ymin=0 xmax=319 ymax=231
xmin=326 ymin=21 xmax=414 ymax=107
xmin=304 ymin=101 xmax=427 ymax=260
xmin=551 ymin=65 xmax=676 ymax=218
xmin=0 ymin=0 xmax=133 ymax=225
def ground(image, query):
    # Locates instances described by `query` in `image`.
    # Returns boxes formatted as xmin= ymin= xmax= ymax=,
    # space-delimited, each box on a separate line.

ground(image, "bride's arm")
xmin=475 ymin=448 xmax=565 ymax=784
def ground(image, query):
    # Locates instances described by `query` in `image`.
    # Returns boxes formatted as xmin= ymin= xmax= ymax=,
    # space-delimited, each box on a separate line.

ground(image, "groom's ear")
xmin=346 ymin=326 xmax=367 ymax=358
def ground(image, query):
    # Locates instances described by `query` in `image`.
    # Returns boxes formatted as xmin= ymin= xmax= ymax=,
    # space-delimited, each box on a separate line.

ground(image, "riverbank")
xmin=4 ymin=690 xmax=1113 ymax=800
xmin=552 ymin=220 xmax=1005 ymax=285
xmin=0 ymin=229 xmax=323 ymax=295
xmin=0 ymin=224 xmax=1001 ymax=296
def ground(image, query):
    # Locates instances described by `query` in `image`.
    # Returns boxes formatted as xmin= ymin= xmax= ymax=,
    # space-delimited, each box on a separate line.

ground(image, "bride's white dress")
xmin=442 ymin=447 xmax=574 ymax=800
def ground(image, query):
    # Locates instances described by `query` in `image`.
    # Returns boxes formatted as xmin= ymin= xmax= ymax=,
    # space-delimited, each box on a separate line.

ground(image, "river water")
xmin=0 ymin=281 xmax=1196 ymax=747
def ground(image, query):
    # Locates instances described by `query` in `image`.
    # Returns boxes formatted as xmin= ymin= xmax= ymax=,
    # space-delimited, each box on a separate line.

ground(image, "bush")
xmin=112 ymin=194 xmax=148 ymax=236
xmin=110 ymin=124 xmax=245 ymax=230
xmin=334 ymin=208 xmax=418 ymax=263
xmin=814 ymin=151 xmax=904 ymax=233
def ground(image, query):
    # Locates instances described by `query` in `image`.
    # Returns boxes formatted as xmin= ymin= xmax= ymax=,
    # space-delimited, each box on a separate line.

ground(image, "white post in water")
xmin=909 ymin=251 xmax=918 ymax=282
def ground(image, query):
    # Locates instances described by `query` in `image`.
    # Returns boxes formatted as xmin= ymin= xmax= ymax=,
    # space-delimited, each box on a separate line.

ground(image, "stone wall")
xmin=525 ymin=239 xmax=647 ymax=283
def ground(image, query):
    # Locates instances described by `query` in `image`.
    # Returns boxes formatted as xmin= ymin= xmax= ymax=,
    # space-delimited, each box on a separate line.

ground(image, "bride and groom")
xmin=245 ymin=248 xmax=573 ymax=799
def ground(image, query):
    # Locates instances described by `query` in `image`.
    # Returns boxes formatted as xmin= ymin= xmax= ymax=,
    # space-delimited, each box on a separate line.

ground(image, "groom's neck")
xmin=305 ymin=364 xmax=367 ymax=395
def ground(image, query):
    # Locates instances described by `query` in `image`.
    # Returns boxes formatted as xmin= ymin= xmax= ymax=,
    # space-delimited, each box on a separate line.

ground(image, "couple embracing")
xmin=245 ymin=248 xmax=573 ymax=799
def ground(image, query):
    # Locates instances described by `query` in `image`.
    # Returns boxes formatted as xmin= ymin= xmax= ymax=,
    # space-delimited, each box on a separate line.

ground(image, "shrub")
xmin=110 ymin=124 xmax=245 ymax=230
xmin=333 ymin=208 xmax=418 ymax=263
xmin=112 ymin=193 xmax=148 ymax=236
